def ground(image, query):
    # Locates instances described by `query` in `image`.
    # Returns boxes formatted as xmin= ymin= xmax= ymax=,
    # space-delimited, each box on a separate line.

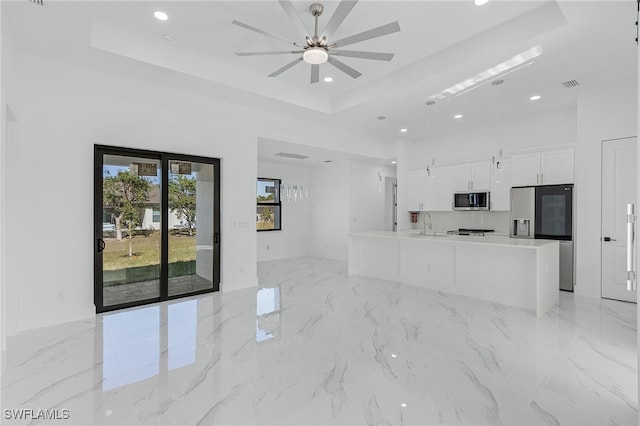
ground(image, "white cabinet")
xmin=407 ymin=169 xmax=426 ymax=211
xmin=407 ymin=168 xmax=437 ymax=211
xmin=490 ymin=158 xmax=511 ymax=211
xmin=425 ymin=171 xmax=438 ymax=210
xmin=511 ymin=148 xmax=574 ymax=186
xmin=435 ymin=165 xmax=456 ymax=211
xmin=452 ymin=161 xmax=491 ymax=191
xmin=511 ymin=153 xmax=541 ymax=186
xmin=471 ymin=161 xmax=491 ymax=190
xmin=541 ymin=148 xmax=574 ymax=185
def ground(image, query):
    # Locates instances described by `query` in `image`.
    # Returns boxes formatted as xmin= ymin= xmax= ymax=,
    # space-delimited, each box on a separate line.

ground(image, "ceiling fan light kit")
xmin=233 ymin=0 xmax=400 ymax=83
xmin=303 ymin=47 xmax=329 ymax=64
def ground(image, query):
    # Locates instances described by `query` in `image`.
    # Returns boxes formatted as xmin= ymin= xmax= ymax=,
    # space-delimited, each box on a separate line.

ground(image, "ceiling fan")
xmin=232 ymin=0 xmax=400 ymax=83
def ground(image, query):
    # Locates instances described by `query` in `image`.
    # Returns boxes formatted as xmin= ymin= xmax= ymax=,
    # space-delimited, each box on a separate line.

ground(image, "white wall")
xmin=0 ymin=1 xmax=5 ymax=368
xmin=257 ymin=161 xmax=311 ymax=262
xmin=397 ymin=108 xmax=577 ymax=231
xmin=1 ymin=6 xmax=20 ymax=349
xmin=259 ymin=159 xmax=395 ymax=263
xmin=575 ymin=77 xmax=638 ymax=298
xmin=349 ymin=161 xmax=397 ymax=234
xmin=6 ymin=50 xmax=388 ymax=332
xmin=309 ymin=161 xmax=350 ymax=261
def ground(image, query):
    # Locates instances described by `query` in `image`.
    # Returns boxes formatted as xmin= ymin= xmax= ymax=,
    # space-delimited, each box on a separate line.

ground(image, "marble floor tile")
xmin=1 ymin=256 xmax=637 ymax=425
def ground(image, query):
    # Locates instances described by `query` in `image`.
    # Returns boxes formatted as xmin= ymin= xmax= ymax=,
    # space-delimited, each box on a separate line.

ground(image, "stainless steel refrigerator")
xmin=510 ymin=184 xmax=575 ymax=291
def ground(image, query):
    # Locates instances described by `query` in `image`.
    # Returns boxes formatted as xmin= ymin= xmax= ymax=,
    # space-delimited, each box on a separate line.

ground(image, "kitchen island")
xmin=348 ymin=231 xmax=559 ymax=317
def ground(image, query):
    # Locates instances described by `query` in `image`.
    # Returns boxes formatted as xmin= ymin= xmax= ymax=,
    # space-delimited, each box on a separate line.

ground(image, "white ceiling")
xmin=4 ymin=0 xmax=638 ymax=161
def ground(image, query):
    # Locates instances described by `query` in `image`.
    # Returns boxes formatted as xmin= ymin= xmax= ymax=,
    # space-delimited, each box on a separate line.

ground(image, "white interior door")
xmin=601 ymin=137 xmax=637 ymax=302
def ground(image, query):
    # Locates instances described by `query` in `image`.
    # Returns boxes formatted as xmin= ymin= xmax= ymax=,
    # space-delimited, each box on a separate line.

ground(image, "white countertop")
xmin=349 ymin=231 xmax=559 ymax=249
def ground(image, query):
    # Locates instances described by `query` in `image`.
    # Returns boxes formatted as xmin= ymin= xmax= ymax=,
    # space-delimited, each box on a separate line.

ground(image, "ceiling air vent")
xmin=275 ymin=152 xmax=308 ymax=160
xmin=491 ymin=79 xmax=504 ymax=86
xmin=29 ymin=0 xmax=43 ymax=5
xmin=562 ymin=80 xmax=580 ymax=88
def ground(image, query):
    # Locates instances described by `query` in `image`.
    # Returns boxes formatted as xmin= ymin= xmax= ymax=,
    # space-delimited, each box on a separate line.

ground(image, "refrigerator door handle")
xmin=626 ymin=203 xmax=636 ymax=291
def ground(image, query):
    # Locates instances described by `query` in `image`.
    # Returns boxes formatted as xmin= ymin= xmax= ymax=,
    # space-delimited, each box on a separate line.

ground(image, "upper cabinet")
xmin=435 ymin=165 xmax=456 ymax=211
xmin=490 ymin=158 xmax=512 ymax=211
xmin=511 ymin=148 xmax=574 ymax=186
xmin=407 ymin=147 xmax=573 ymax=213
xmin=452 ymin=161 xmax=491 ymax=192
xmin=540 ymin=148 xmax=574 ymax=185
xmin=407 ymin=168 xmax=438 ymax=211
xmin=407 ymin=169 xmax=427 ymax=211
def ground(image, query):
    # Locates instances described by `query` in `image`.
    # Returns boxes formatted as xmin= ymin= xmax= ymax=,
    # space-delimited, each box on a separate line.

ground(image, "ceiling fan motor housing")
xmin=310 ymin=3 xmax=324 ymax=17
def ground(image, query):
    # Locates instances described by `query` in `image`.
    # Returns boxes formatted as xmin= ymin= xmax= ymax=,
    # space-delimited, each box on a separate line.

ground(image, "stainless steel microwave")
xmin=453 ymin=191 xmax=490 ymax=211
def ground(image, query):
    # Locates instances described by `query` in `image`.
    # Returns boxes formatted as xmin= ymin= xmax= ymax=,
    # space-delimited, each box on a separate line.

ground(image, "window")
xmin=152 ymin=208 xmax=161 ymax=223
xmin=257 ymin=178 xmax=281 ymax=231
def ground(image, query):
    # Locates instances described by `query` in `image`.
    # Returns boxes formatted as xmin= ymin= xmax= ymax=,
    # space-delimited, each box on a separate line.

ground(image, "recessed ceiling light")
xmin=474 ymin=0 xmax=489 ymax=5
xmin=454 ymin=114 xmax=463 ymax=119
xmin=391 ymin=353 xmax=397 ymax=357
xmin=400 ymin=128 xmax=408 ymax=133
xmin=401 ymin=403 xmax=408 ymax=408
xmin=324 ymin=77 xmax=333 ymax=83
xmin=154 ymin=11 xmax=169 ymax=21
xmin=391 ymin=161 xmax=397 ymax=165
xmin=530 ymin=95 xmax=541 ymax=101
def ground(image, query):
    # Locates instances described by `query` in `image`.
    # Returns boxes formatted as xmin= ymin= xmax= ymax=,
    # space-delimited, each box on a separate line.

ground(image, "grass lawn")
xmin=257 ymin=221 xmax=275 ymax=230
xmin=103 ymin=231 xmax=196 ymax=271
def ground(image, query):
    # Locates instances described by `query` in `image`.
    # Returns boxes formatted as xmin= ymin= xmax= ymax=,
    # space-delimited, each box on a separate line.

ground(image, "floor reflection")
xmin=256 ymin=287 xmax=281 ymax=343
xmin=101 ymin=299 xmax=199 ymax=391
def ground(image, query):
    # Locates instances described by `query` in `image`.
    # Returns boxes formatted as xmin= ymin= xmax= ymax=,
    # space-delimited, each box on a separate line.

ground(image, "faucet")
xmin=421 ymin=212 xmax=433 ymax=235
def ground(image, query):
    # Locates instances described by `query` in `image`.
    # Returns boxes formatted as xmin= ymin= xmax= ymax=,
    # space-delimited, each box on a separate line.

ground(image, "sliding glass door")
xmin=94 ymin=146 xmax=220 ymax=313
xmin=167 ymin=160 xmax=216 ymax=297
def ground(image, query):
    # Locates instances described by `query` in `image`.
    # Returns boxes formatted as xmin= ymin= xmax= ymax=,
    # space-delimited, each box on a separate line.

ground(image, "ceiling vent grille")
xmin=29 ymin=0 xmax=43 ymax=5
xmin=562 ymin=80 xmax=580 ymax=88
xmin=491 ymin=79 xmax=505 ymax=86
xmin=275 ymin=152 xmax=309 ymax=160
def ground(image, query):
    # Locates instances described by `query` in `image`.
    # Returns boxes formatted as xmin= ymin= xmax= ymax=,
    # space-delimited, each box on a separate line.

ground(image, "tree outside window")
xmin=257 ymin=178 xmax=281 ymax=231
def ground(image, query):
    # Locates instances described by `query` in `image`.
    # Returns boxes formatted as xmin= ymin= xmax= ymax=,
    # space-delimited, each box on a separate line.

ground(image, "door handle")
xmin=97 ymin=239 xmax=106 ymax=252
xmin=214 ymin=232 xmax=219 ymax=244
xmin=603 ymin=237 xmax=617 ymax=242
xmin=626 ymin=203 xmax=636 ymax=291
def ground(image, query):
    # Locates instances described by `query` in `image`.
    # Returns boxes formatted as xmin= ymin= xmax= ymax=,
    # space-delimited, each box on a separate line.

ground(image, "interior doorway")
xmin=601 ymin=137 xmax=637 ymax=303
xmin=94 ymin=146 xmax=221 ymax=313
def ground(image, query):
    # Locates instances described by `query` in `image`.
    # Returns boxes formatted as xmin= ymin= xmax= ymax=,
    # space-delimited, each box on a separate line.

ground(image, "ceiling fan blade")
xmin=327 ymin=57 xmax=362 ymax=79
xmin=311 ymin=64 xmax=320 ymax=84
xmin=268 ymin=58 xmax=304 ymax=77
xmin=322 ymin=0 xmax=358 ymax=39
xmin=237 ymin=51 xmax=303 ymax=56
xmin=278 ymin=1 xmax=310 ymax=38
xmin=331 ymin=21 xmax=401 ymax=48
xmin=331 ymin=50 xmax=394 ymax=61
xmin=232 ymin=20 xmax=300 ymax=47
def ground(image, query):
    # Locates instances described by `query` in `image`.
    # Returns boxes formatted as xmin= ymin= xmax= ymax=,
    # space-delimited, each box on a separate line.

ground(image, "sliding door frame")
xmin=94 ymin=145 xmax=221 ymax=313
